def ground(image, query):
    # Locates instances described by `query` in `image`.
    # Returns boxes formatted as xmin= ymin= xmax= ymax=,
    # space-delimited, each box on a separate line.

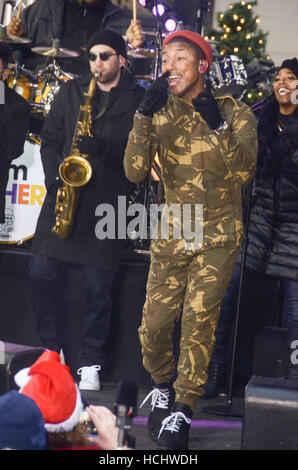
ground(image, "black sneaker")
xmin=140 ymin=382 xmax=175 ymax=441
xmin=157 ymin=402 xmax=193 ymax=450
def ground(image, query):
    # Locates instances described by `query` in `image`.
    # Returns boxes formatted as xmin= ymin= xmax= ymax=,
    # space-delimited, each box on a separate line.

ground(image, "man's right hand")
xmin=6 ymin=17 xmax=25 ymax=37
xmin=138 ymin=72 xmax=170 ymax=117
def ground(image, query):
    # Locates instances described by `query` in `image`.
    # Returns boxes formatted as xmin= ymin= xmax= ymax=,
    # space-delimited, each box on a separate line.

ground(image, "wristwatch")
xmin=213 ymin=120 xmax=230 ymax=135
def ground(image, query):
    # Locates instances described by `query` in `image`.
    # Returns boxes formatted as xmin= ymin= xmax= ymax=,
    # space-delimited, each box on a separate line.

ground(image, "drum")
xmin=7 ymin=64 xmax=35 ymax=102
xmin=34 ymin=70 xmax=72 ymax=113
xmin=128 ymin=48 xmax=155 ymax=81
xmin=208 ymin=55 xmax=248 ymax=97
xmin=0 ymin=136 xmax=46 ymax=244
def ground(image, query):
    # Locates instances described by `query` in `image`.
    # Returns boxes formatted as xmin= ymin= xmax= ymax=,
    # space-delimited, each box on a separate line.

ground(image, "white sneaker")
xmin=77 ymin=365 xmax=101 ymax=391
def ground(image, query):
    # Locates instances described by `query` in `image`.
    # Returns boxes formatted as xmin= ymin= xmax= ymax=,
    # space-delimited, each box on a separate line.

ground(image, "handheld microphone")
xmin=113 ymin=379 xmax=138 ymax=450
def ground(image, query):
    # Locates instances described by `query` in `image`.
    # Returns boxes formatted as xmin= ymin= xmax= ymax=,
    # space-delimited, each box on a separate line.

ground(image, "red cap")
xmin=162 ymin=30 xmax=213 ymax=70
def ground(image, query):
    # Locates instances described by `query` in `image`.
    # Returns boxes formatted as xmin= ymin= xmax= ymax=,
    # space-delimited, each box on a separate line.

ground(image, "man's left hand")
xmin=192 ymin=92 xmax=223 ymax=130
xmin=126 ymin=19 xmax=145 ymax=49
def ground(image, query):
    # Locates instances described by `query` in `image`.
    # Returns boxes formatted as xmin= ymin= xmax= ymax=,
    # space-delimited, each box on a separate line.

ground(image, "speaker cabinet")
xmin=241 ymin=375 xmax=298 ymax=450
xmin=0 ymin=341 xmax=45 ymax=395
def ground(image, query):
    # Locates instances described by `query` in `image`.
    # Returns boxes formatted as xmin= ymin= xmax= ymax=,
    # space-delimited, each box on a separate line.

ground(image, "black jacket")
xmin=31 ymin=70 xmax=145 ymax=270
xmin=0 ymin=84 xmax=30 ymax=222
xmin=19 ymin=0 xmax=132 ymax=74
xmin=246 ymin=95 xmax=298 ymax=281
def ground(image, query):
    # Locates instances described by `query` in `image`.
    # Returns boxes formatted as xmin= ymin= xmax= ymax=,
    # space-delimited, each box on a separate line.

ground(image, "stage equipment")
xmin=7 ymin=62 xmax=34 ymax=102
xmin=33 ymin=63 xmax=73 ymax=113
xmin=202 ymin=182 xmax=253 ymax=418
xmin=32 ymin=39 xmax=79 ymax=59
xmin=0 ymin=341 xmax=45 ymax=395
xmin=137 ymin=0 xmax=189 ymax=32
xmin=0 ymin=135 xmax=45 ymax=245
xmin=114 ymin=380 xmax=138 ymax=450
xmin=127 ymin=0 xmax=164 ymax=255
xmin=128 ymin=47 xmax=155 ymax=81
xmin=208 ymin=55 xmax=248 ymax=99
xmin=163 ymin=1 xmax=211 ymax=33
xmin=241 ymin=375 xmax=298 ymax=450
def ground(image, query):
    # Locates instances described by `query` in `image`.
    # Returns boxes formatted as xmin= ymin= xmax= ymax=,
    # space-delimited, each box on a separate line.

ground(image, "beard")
xmin=98 ymin=67 xmax=121 ymax=85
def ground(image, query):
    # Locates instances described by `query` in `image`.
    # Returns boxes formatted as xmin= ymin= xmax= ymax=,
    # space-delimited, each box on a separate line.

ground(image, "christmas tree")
xmin=205 ymin=1 xmax=274 ymax=105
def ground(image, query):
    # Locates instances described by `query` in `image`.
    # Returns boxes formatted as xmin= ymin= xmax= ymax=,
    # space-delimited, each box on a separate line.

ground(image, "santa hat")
xmin=15 ymin=350 xmax=83 ymax=434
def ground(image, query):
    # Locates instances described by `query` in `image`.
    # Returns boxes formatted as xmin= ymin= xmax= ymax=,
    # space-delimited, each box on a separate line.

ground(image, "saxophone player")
xmin=30 ymin=30 xmax=145 ymax=391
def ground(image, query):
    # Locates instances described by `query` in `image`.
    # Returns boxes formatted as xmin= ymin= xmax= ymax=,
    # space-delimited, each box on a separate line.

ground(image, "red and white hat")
xmin=15 ymin=350 xmax=83 ymax=433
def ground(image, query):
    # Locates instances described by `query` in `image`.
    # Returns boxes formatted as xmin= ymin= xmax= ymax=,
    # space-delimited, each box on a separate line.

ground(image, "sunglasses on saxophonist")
xmin=88 ymin=51 xmax=119 ymax=62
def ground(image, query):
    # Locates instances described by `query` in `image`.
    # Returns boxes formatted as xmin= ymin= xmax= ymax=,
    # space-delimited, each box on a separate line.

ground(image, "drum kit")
xmin=7 ymin=38 xmax=77 ymax=115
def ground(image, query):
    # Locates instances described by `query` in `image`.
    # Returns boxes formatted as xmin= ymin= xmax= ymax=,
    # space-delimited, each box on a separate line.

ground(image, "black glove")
xmin=76 ymin=135 xmax=107 ymax=156
xmin=138 ymin=71 xmax=170 ymax=117
xmin=192 ymin=91 xmax=223 ymax=130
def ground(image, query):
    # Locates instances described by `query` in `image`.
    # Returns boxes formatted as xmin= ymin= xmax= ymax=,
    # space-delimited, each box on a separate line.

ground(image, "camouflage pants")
xmin=139 ymin=241 xmax=239 ymax=411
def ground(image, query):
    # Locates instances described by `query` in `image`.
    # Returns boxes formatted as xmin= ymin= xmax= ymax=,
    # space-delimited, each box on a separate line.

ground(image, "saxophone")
xmin=52 ymin=73 xmax=99 ymax=239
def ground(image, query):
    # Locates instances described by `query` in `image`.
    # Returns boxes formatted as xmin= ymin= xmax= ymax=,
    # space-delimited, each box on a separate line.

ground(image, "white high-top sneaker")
xmin=77 ymin=365 xmax=101 ymax=391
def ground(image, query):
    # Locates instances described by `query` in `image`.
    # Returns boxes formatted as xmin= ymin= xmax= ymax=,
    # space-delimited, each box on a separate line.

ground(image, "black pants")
xmin=29 ymin=254 xmax=117 ymax=368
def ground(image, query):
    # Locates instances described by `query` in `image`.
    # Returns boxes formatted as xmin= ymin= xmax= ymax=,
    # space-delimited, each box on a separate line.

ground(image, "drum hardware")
xmin=31 ymin=39 xmax=79 ymax=58
xmin=208 ymin=55 xmax=248 ymax=99
xmin=1 ymin=32 xmax=32 ymax=43
xmin=127 ymin=0 xmax=165 ymax=256
xmin=127 ymin=48 xmax=155 ymax=59
xmin=27 ymin=133 xmax=41 ymax=146
xmin=33 ymin=62 xmax=73 ymax=113
xmin=141 ymin=30 xmax=168 ymax=38
xmin=7 ymin=63 xmax=35 ymax=102
xmin=128 ymin=48 xmax=155 ymax=81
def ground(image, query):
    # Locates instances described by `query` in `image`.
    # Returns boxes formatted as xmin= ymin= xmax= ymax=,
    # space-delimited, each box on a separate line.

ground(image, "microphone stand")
xmin=136 ymin=0 xmax=163 ymax=252
xmin=202 ymin=181 xmax=253 ymax=418
xmin=116 ymin=404 xmax=135 ymax=450
xmin=196 ymin=0 xmax=209 ymax=34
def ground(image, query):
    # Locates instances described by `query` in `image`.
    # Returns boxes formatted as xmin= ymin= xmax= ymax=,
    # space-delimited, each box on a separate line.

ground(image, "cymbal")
xmin=1 ymin=34 xmax=31 ymax=44
xmin=141 ymin=30 xmax=167 ymax=38
xmin=128 ymin=48 xmax=155 ymax=59
xmin=31 ymin=46 xmax=79 ymax=58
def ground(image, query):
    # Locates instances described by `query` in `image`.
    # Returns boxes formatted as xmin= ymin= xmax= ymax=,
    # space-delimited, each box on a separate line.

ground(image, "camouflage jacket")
xmin=124 ymin=93 xmax=257 ymax=252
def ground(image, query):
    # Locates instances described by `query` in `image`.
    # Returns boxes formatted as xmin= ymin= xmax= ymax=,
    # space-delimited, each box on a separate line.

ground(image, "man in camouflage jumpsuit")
xmin=124 ymin=30 xmax=257 ymax=449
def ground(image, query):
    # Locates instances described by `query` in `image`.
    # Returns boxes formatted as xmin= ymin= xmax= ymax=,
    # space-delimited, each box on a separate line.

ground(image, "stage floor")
xmin=81 ymin=382 xmax=244 ymax=451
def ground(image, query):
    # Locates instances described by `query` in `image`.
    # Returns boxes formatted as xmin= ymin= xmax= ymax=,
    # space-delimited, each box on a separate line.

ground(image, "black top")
xmin=31 ymin=71 xmax=145 ymax=269
xmin=246 ymin=97 xmax=298 ymax=281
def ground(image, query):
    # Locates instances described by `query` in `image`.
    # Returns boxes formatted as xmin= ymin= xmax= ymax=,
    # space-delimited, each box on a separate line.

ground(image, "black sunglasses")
xmin=88 ymin=51 xmax=118 ymax=62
